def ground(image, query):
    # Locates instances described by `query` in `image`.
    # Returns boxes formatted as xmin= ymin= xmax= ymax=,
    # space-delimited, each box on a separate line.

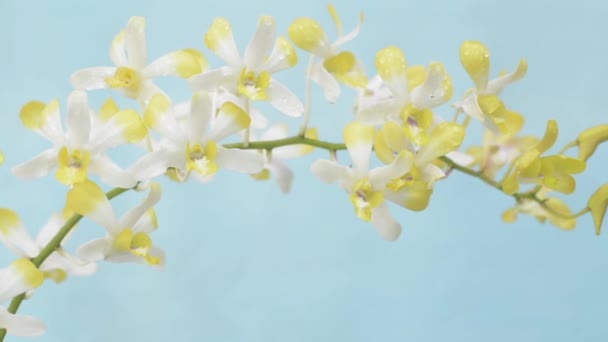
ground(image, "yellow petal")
xmin=376 ymin=46 xmax=407 ymax=81
xmin=460 ymin=40 xmax=490 ymax=89
xmin=13 ymin=258 xmax=44 ymax=288
xmin=205 ymin=18 xmax=233 ymax=51
xmin=114 ymin=109 xmax=148 ymax=143
xmin=406 ymin=65 xmax=426 ymax=91
xmin=288 ymin=18 xmax=329 ymax=55
xmin=174 ymin=48 xmax=208 ymax=78
xmin=588 ymin=183 xmax=608 ymax=235
xmin=66 ymin=180 xmax=108 ymax=216
xmin=20 ymin=100 xmax=52 ymax=130
xmin=100 ymin=98 xmax=120 ymax=121
xmin=536 ymin=120 xmax=558 ymax=154
xmin=143 ymin=94 xmax=172 ymax=129
xmin=344 ymin=121 xmax=375 ymax=148
xmin=578 ymin=124 xmax=608 ymax=161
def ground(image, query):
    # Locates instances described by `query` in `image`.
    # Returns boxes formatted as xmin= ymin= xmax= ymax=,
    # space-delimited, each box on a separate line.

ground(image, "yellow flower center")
xmin=349 ymin=178 xmax=384 ymax=222
xmin=238 ymin=68 xmax=271 ymax=101
xmin=400 ymin=104 xmax=433 ymax=145
xmin=114 ymin=228 xmax=160 ymax=266
xmin=105 ymin=67 xmax=142 ymax=96
xmin=186 ymin=141 xmax=219 ymax=176
xmin=56 ymin=147 xmax=91 ymax=185
xmin=387 ymin=167 xmax=422 ymax=192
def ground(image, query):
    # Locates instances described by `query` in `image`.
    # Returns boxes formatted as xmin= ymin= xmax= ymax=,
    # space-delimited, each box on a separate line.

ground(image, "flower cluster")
xmin=1 ymin=5 xmax=608 ymax=340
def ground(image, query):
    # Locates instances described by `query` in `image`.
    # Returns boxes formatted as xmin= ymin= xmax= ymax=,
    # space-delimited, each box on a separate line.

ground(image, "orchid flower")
xmin=453 ymin=40 xmax=528 ymax=133
xmin=0 ymin=307 xmax=46 ymax=337
xmin=12 ymin=91 xmax=146 ymax=188
xmin=130 ymin=92 xmax=263 ymax=183
xmin=68 ymin=181 xmax=165 ymax=269
xmin=189 ymin=16 xmax=303 ymax=117
xmin=288 ymin=4 xmax=367 ymax=102
xmin=312 ymin=122 xmax=413 ymax=241
xmin=356 ymin=46 xmax=453 ymax=146
xmin=71 ymin=17 xmax=207 ymax=105
xmin=250 ymin=124 xmax=317 ymax=193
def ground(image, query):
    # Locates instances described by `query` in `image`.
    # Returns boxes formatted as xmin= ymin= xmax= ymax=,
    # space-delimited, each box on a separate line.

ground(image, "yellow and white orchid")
xmin=68 ymin=181 xmax=164 ymax=269
xmin=189 ymin=16 xmax=303 ymax=117
xmin=71 ymin=17 xmax=206 ymax=105
xmin=12 ymin=91 xmax=146 ymax=187
xmin=373 ymin=121 xmax=465 ymax=211
xmin=501 ymin=120 xmax=586 ymax=195
xmin=288 ymin=4 xmax=367 ymax=102
xmin=453 ymin=40 xmax=528 ymax=133
xmin=130 ymin=92 xmax=263 ymax=183
xmin=312 ymin=122 xmax=413 ymax=241
xmin=0 ymin=208 xmax=97 ymax=281
xmin=502 ymin=187 xmax=577 ymax=230
xmin=356 ymin=46 xmax=453 ymax=145
xmin=0 ymin=307 xmax=46 ymax=337
xmin=251 ymin=124 xmax=318 ymax=193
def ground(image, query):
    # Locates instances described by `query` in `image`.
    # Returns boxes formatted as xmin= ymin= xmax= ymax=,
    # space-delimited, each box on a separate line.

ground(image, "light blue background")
xmin=1 ymin=0 xmax=608 ymax=341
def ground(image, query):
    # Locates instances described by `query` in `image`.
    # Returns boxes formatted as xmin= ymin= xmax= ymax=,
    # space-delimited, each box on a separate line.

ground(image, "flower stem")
xmin=0 ymin=186 xmax=132 ymax=341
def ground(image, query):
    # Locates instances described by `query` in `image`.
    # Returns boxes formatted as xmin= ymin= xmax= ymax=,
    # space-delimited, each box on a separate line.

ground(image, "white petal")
xmin=410 ymin=65 xmax=446 ymax=109
xmin=0 ymin=260 xmax=42 ymax=302
xmin=40 ymin=251 xmax=97 ymax=276
xmin=188 ymin=92 xmax=213 ymax=141
xmin=12 ymin=149 xmax=58 ymax=180
xmin=110 ymin=30 xmax=127 ymax=66
xmin=88 ymin=154 xmax=137 ymax=189
xmin=137 ymin=81 xmax=168 ymax=107
xmin=421 ymin=164 xmax=446 ymax=185
xmin=371 ymin=204 xmax=401 ymax=241
xmin=132 ymin=209 xmax=158 ymax=234
xmin=119 ymin=183 xmax=161 ymax=229
xmin=250 ymin=108 xmax=268 ymax=129
xmin=455 ymin=93 xmax=500 ymax=133
xmin=215 ymin=146 xmax=263 ymax=174
xmin=66 ymin=90 xmax=91 ymax=148
xmin=445 ymin=151 xmax=475 ymax=167
xmin=129 ymin=149 xmax=185 ymax=181
xmin=0 ymin=209 xmax=39 ymax=258
xmin=36 ymin=214 xmax=69 ymax=247
xmin=355 ymin=99 xmax=399 ymax=126
xmin=267 ymin=79 xmax=304 ymax=117
xmin=71 ymin=67 xmax=116 ymax=90
xmin=244 ymin=16 xmax=276 ymax=69
xmin=125 ymin=17 xmax=147 ymax=68
xmin=0 ymin=308 xmax=46 ymax=337
xmin=486 ymin=59 xmax=527 ymax=95
xmin=205 ymin=18 xmax=242 ymax=67
xmin=369 ymin=151 xmax=413 ymax=187
xmin=268 ymin=159 xmax=294 ymax=194
xmin=333 ymin=12 xmax=364 ymax=48
xmin=311 ymin=64 xmax=341 ymax=103
xmin=188 ymin=67 xmax=238 ymax=92
xmin=208 ymin=103 xmax=250 ymax=141
xmin=260 ymin=123 xmax=289 ymax=141
xmin=311 ymin=159 xmax=349 ymax=184
xmin=77 ymin=239 xmax=110 ymax=262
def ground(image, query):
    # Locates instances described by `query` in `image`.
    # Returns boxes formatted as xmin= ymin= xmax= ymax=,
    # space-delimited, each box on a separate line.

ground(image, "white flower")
xmin=0 ymin=208 xmax=97 ymax=281
xmin=356 ymin=46 xmax=453 ymax=142
xmin=12 ymin=91 xmax=146 ymax=187
xmin=250 ymin=124 xmax=317 ymax=193
xmin=0 ymin=307 xmax=46 ymax=337
xmin=189 ymin=16 xmax=303 ymax=117
xmin=71 ymin=16 xmax=207 ymax=105
xmin=311 ymin=122 xmax=413 ymax=241
xmin=453 ymin=40 xmax=527 ymax=132
xmin=68 ymin=181 xmax=165 ymax=269
xmin=129 ymin=92 xmax=263 ymax=183
xmin=0 ymin=259 xmax=44 ymax=303
xmin=288 ymin=4 xmax=367 ymax=102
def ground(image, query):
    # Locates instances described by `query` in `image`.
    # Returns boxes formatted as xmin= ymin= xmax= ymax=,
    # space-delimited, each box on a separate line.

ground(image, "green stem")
xmin=224 ymin=136 xmax=346 ymax=152
xmin=0 ymin=186 xmax=131 ymax=341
